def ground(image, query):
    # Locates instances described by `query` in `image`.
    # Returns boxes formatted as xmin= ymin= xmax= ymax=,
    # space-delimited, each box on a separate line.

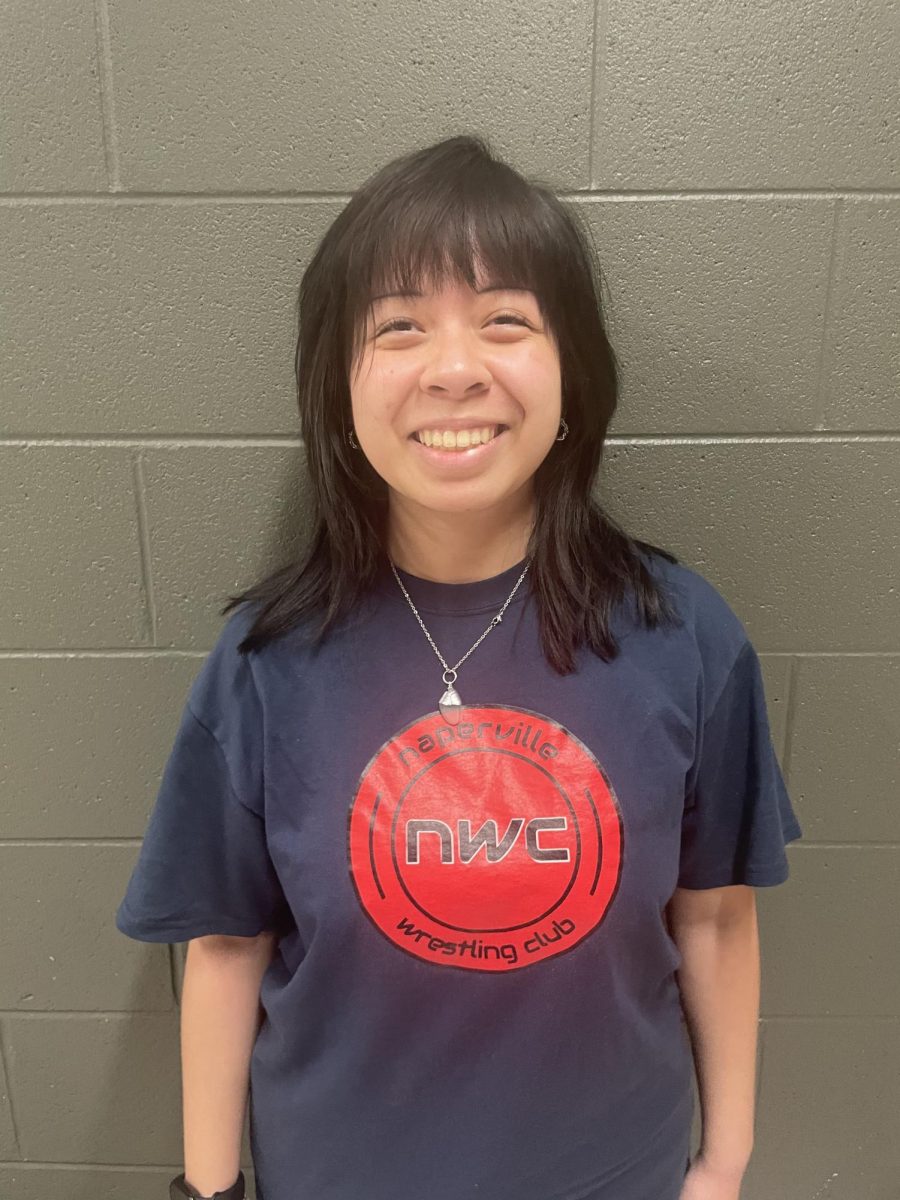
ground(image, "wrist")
xmin=169 ymin=1170 xmax=245 ymax=1200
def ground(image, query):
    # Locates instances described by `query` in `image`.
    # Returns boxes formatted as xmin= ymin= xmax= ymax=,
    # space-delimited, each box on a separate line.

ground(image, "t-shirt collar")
xmin=375 ymin=552 xmax=532 ymax=616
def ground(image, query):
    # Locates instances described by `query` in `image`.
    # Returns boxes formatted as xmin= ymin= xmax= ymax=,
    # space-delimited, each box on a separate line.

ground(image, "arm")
xmin=181 ymin=932 xmax=279 ymax=1195
xmin=667 ymin=885 xmax=759 ymax=1176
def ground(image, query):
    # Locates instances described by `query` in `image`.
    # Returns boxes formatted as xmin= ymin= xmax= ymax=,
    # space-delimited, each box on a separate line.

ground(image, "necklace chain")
xmin=389 ymin=557 xmax=531 ymax=685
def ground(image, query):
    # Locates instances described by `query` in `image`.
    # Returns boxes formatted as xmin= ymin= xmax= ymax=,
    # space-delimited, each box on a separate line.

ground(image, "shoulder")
xmin=648 ymin=554 xmax=748 ymax=648
xmin=638 ymin=550 xmax=754 ymax=704
xmin=185 ymin=600 xmax=265 ymax=727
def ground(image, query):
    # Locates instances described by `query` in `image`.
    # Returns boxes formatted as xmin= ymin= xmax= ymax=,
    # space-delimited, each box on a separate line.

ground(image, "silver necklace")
xmin=389 ymin=556 xmax=532 ymax=725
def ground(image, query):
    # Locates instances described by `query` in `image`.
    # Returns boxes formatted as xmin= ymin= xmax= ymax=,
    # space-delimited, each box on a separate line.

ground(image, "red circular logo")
xmin=347 ymin=704 xmax=623 ymax=972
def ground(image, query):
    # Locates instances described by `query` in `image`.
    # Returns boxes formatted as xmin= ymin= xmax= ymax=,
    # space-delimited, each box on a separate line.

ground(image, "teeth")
xmin=417 ymin=425 xmax=500 ymax=449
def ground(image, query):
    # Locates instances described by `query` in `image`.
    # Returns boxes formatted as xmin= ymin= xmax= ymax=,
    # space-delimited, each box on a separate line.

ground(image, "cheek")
xmin=514 ymin=360 xmax=562 ymax=427
xmin=352 ymin=369 xmax=405 ymax=425
xmin=506 ymin=344 xmax=561 ymax=389
xmin=534 ymin=345 xmax=563 ymax=385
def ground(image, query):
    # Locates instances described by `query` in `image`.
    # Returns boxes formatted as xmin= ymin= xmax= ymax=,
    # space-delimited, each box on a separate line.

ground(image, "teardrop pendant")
xmin=439 ymin=684 xmax=463 ymax=725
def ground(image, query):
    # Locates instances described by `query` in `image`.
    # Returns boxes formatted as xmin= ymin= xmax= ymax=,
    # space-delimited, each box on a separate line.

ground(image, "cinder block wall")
xmin=1 ymin=2 xmax=897 ymax=1197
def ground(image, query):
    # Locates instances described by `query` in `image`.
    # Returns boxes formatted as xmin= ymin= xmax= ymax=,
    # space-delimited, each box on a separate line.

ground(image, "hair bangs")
xmin=346 ymin=163 xmax=558 ymax=375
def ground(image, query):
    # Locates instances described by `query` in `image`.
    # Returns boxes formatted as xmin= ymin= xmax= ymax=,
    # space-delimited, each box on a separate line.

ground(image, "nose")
xmin=417 ymin=330 xmax=493 ymax=398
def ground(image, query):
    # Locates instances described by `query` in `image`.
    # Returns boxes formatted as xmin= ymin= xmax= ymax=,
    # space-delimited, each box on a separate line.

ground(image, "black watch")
xmin=169 ymin=1169 xmax=246 ymax=1200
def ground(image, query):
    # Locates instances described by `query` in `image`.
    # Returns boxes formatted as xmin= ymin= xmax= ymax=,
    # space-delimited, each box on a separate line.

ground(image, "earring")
xmin=348 ymin=428 xmax=360 ymax=450
xmin=556 ymin=417 xmax=569 ymax=442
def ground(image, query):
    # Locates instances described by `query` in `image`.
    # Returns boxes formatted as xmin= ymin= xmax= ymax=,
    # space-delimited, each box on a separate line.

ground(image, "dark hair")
xmin=223 ymin=132 xmax=682 ymax=673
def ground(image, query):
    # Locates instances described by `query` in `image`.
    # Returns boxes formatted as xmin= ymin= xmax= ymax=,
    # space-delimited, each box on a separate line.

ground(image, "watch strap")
xmin=169 ymin=1169 xmax=246 ymax=1200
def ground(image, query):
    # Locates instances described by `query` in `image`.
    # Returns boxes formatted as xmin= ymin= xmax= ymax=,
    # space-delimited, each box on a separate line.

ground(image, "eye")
xmin=376 ymin=312 xmax=531 ymax=336
xmin=376 ymin=319 xmax=415 ymax=335
xmin=492 ymin=312 xmax=531 ymax=327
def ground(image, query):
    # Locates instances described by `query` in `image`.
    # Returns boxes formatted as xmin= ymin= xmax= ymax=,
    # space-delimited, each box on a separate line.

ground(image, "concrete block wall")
xmin=0 ymin=1 xmax=897 ymax=1197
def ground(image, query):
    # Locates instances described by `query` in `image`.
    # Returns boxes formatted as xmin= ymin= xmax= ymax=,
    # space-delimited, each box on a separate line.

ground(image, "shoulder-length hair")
xmin=223 ymin=133 xmax=682 ymax=673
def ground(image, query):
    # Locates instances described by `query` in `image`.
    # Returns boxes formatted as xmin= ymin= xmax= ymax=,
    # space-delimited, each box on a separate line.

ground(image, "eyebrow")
xmin=370 ymin=285 xmax=531 ymax=303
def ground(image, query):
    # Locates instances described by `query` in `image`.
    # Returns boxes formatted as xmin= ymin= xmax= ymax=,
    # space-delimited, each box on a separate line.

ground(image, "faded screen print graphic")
xmin=348 ymin=704 xmax=624 ymax=971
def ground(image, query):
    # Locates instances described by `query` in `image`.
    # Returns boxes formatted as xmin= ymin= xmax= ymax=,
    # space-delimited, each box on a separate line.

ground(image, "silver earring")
xmin=348 ymin=428 xmax=360 ymax=450
xmin=556 ymin=417 xmax=569 ymax=442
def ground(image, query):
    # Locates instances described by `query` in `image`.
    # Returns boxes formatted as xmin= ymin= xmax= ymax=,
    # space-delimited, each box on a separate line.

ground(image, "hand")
xmin=678 ymin=1153 xmax=747 ymax=1200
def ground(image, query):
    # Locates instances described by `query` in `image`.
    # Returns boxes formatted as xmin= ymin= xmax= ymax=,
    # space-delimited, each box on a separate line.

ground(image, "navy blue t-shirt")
xmin=116 ymin=550 xmax=802 ymax=1200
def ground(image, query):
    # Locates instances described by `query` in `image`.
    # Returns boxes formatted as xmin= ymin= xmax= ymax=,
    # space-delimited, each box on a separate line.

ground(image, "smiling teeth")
xmin=417 ymin=425 xmax=500 ymax=448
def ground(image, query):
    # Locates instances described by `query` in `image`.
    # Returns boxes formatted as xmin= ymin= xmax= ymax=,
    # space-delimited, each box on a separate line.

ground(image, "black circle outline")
xmin=346 ymin=702 xmax=626 ymax=974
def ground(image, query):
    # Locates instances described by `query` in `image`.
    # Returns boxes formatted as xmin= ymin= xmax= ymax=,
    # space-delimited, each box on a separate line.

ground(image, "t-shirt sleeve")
xmin=677 ymin=638 xmax=803 ymax=889
xmin=115 ymin=609 xmax=293 ymax=943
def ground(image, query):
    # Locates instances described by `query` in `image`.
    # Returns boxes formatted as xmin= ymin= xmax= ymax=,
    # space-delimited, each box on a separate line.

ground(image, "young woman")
xmin=116 ymin=134 xmax=803 ymax=1200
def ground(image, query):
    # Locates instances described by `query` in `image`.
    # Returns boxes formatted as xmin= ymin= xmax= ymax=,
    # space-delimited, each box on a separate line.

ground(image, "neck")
xmin=387 ymin=490 xmax=535 ymax=584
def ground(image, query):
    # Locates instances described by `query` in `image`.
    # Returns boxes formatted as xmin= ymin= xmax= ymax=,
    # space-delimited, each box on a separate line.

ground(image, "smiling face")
xmin=348 ymin=268 xmax=563 ymax=529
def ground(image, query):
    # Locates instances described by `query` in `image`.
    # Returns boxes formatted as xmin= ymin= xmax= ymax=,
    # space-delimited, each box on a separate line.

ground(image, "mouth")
xmin=408 ymin=424 xmax=509 ymax=449
xmin=407 ymin=424 xmax=510 ymax=467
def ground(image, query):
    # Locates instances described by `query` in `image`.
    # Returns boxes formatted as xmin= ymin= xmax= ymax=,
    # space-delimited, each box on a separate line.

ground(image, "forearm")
xmin=181 ymin=934 xmax=277 ymax=1194
xmin=672 ymin=906 xmax=760 ymax=1171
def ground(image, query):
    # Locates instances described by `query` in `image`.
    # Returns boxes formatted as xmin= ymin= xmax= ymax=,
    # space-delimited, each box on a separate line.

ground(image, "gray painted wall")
xmin=1 ymin=1 xmax=897 ymax=1197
